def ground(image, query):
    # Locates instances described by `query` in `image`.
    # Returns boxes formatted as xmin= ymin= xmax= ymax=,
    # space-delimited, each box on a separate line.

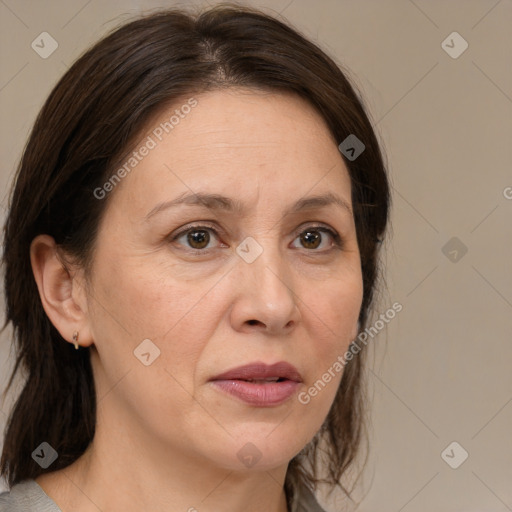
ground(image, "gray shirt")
xmin=0 ymin=478 xmax=327 ymax=512
xmin=0 ymin=480 xmax=61 ymax=512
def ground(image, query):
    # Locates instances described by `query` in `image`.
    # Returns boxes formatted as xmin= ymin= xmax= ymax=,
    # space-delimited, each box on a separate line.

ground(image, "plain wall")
xmin=1 ymin=1 xmax=511 ymax=510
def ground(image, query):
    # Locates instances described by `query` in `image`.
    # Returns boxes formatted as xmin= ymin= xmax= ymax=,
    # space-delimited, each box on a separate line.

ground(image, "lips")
xmin=209 ymin=362 xmax=303 ymax=406
xmin=210 ymin=362 xmax=303 ymax=383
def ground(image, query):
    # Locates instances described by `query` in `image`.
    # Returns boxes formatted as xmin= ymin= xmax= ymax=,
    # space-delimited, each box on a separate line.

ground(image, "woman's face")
xmin=83 ymin=88 xmax=363 ymax=472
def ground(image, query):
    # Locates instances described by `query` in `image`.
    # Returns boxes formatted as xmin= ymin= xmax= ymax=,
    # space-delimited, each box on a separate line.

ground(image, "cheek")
xmin=91 ymin=253 xmax=226 ymax=393
xmin=89 ymin=258 xmax=215 ymax=437
xmin=310 ymin=272 xmax=363 ymax=342
xmin=300 ymin=272 xmax=363 ymax=401
xmin=94 ymin=252 xmax=198 ymax=337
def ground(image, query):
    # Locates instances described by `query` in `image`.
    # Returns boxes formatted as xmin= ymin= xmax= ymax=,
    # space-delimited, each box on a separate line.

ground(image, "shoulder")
xmin=0 ymin=479 xmax=62 ymax=512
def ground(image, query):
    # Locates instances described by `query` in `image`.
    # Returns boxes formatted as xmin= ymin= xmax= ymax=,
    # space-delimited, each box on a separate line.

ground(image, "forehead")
xmin=106 ymin=88 xmax=352 ymax=218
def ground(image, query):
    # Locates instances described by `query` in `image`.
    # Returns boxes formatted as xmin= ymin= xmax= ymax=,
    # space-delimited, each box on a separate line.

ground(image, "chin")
xmin=199 ymin=428 xmax=313 ymax=473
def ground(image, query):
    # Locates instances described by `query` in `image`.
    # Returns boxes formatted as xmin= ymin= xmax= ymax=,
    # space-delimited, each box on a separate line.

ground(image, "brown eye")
xmin=300 ymin=230 xmax=321 ymax=249
xmin=171 ymin=225 xmax=221 ymax=252
xmin=186 ymin=229 xmax=210 ymax=250
xmin=292 ymin=226 xmax=341 ymax=251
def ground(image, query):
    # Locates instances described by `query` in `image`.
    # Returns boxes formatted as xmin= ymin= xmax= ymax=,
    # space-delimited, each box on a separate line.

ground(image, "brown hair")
xmin=1 ymin=4 xmax=390 ymax=505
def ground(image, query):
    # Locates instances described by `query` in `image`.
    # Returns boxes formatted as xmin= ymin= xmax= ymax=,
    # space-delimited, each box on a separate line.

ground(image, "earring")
xmin=73 ymin=331 xmax=79 ymax=350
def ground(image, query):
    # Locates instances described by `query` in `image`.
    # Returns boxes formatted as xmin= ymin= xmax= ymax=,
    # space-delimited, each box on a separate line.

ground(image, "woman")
xmin=0 ymin=5 xmax=390 ymax=511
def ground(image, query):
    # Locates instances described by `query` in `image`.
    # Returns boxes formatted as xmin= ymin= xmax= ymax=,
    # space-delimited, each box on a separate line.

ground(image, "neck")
xmin=37 ymin=410 xmax=290 ymax=512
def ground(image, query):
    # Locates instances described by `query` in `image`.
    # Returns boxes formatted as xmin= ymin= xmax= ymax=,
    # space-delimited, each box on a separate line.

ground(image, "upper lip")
xmin=210 ymin=362 xmax=303 ymax=383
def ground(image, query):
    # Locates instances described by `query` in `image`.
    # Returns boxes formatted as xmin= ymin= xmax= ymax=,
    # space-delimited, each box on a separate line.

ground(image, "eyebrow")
xmin=144 ymin=191 xmax=353 ymax=221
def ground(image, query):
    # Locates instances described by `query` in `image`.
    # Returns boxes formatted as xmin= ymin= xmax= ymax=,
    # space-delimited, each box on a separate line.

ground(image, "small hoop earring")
xmin=73 ymin=331 xmax=79 ymax=350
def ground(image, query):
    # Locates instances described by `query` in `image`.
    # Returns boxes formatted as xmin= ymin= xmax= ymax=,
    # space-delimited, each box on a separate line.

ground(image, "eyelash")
xmin=169 ymin=223 xmax=343 ymax=254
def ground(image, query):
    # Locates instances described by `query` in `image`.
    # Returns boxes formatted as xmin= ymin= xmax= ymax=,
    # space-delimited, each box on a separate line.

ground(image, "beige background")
xmin=1 ymin=0 xmax=511 ymax=510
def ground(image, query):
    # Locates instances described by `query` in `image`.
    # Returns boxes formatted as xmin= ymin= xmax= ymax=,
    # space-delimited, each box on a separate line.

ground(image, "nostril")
xmin=247 ymin=319 xmax=259 ymax=326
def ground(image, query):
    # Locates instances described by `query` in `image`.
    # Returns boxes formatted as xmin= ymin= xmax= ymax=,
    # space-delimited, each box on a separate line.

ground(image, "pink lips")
xmin=209 ymin=362 xmax=302 ymax=406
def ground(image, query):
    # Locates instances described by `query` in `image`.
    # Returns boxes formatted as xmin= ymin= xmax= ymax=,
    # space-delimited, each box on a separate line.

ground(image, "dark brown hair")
xmin=1 ymin=3 xmax=390 ymax=506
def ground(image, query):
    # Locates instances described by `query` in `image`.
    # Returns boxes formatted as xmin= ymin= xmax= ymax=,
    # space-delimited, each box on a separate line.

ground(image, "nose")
xmin=229 ymin=240 xmax=301 ymax=336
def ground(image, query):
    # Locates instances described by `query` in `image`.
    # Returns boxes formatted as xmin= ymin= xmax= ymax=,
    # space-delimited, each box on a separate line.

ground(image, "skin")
xmin=30 ymin=88 xmax=363 ymax=512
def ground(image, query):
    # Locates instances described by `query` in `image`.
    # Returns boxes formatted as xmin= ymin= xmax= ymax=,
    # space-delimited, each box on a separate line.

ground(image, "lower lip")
xmin=210 ymin=379 xmax=300 ymax=406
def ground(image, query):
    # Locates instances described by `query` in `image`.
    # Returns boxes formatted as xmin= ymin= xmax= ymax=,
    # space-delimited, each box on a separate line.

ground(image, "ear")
xmin=30 ymin=234 xmax=94 ymax=349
